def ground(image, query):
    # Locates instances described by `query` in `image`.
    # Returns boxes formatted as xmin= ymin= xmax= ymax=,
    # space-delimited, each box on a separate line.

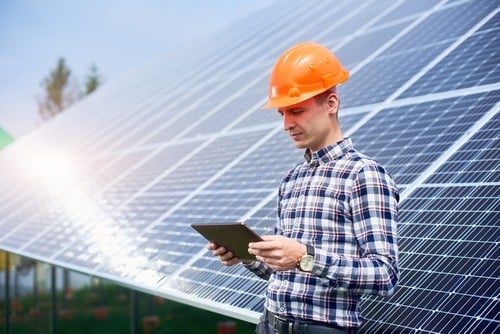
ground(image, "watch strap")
xmin=297 ymin=244 xmax=315 ymax=269
xmin=305 ymin=244 xmax=314 ymax=257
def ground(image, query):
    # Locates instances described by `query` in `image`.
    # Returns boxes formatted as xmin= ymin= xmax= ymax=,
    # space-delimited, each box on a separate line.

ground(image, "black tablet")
xmin=191 ymin=222 xmax=263 ymax=261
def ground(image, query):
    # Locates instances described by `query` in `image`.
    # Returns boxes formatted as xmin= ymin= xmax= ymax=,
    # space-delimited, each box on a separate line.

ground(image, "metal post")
xmin=130 ymin=289 xmax=139 ymax=334
xmin=62 ymin=269 xmax=67 ymax=307
xmin=33 ymin=263 xmax=38 ymax=308
xmin=13 ymin=264 xmax=19 ymax=300
xmin=50 ymin=266 xmax=57 ymax=334
xmin=148 ymin=294 xmax=153 ymax=314
xmin=4 ymin=252 xmax=10 ymax=334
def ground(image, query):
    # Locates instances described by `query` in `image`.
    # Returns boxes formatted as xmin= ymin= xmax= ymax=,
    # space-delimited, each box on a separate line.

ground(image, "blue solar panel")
xmin=427 ymin=104 xmax=500 ymax=183
xmin=401 ymin=28 xmax=500 ymax=97
xmin=379 ymin=0 xmax=437 ymax=23
xmin=0 ymin=0 xmax=498 ymax=332
xmin=341 ymin=43 xmax=451 ymax=107
xmin=362 ymin=183 xmax=500 ymax=333
xmin=383 ymin=1 xmax=496 ymax=55
xmin=335 ymin=21 xmax=410 ymax=68
xmin=350 ymin=91 xmax=499 ymax=185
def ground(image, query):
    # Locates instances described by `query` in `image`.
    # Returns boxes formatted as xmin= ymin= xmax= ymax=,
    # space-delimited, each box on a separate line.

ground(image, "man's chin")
xmin=293 ymin=142 xmax=307 ymax=149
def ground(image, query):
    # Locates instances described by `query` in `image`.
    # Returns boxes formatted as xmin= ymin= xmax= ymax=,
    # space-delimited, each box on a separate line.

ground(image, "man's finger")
xmin=212 ymin=246 xmax=228 ymax=256
xmin=249 ymin=239 xmax=276 ymax=250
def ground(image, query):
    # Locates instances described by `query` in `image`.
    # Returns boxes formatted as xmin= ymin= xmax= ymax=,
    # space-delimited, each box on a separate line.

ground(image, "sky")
xmin=0 ymin=0 xmax=274 ymax=138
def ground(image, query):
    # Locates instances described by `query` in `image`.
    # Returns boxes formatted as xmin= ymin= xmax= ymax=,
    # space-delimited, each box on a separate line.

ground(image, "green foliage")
xmin=37 ymin=58 xmax=77 ymax=120
xmin=0 ymin=128 xmax=14 ymax=149
xmin=0 ymin=284 xmax=256 ymax=334
xmin=37 ymin=59 xmax=103 ymax=120
xmin=83 ymin=63 xmax=103 ymax=96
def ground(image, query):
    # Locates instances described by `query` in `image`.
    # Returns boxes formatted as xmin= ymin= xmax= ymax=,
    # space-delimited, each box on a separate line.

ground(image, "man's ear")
xmin=327 ymin=92 xmax=339 ymax=115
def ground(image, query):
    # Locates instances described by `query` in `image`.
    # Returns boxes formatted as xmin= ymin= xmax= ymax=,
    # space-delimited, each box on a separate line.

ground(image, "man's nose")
xmin=283 ymin=113 xmax=294 ymax=131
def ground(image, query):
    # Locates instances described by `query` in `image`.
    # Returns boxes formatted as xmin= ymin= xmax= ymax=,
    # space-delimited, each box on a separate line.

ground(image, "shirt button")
xmin=279 ymin=306 xmax=285 ymax=312
xmin=294 ymin=222 xmax=300 ymax=227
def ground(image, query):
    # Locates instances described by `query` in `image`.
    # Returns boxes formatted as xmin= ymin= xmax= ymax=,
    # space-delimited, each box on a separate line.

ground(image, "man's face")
xmin=277 ymin=94 xmax=337 ymax=152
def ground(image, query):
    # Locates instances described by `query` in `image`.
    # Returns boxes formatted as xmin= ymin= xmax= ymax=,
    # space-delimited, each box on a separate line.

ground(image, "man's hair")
xmin=314 ymin=86 xmax=337 ymax=105
xmin=314 ymin=87 xmax=340 ymax=121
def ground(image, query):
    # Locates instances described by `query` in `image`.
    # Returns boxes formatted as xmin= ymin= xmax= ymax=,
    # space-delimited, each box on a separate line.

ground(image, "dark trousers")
xmin=256 ymin=315 xmax=276 ymax=334
xmin=256 ymin=312 xmax=359 ymax=334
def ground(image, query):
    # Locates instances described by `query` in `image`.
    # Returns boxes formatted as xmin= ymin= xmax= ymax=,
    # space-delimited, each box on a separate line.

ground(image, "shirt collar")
xmin=304 ymin=138 xmax=353 ymax=166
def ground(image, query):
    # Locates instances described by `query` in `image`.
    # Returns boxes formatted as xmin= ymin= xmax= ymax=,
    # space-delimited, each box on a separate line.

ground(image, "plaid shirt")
xmin=246 ymin=138 xmax=399 ymax=328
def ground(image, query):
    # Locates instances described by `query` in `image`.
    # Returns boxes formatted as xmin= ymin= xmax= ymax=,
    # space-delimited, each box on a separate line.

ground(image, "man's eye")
xmin=278 ymin=109 xmax=303 ymax=116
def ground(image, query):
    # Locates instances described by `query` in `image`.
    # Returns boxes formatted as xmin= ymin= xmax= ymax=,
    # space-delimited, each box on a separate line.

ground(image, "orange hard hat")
xmin=263 ymin=42 xmax=349 ymax=109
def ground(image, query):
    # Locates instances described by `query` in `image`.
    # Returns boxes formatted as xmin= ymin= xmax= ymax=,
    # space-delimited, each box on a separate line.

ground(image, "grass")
xmin=0 ymin=284 xmax=256 ymax=333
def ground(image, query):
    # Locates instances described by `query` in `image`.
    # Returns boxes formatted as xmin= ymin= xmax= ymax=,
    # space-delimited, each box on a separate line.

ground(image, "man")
xmin=208 ymin=42 xmax=399 ymax=334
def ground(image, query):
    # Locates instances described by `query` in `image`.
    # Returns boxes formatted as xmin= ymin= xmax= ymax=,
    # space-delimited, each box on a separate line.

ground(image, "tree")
xmin=83 ymin=63 xmax=103 ymax=96
xmin=37 ymin=59 xmax=103 ymax=120
xmin=37 ymin=58 xmax=79 ymax=120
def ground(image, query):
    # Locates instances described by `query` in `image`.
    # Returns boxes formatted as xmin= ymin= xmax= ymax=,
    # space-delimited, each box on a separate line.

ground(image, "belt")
xmin=266 ymin=310 xmax=358 ymax=334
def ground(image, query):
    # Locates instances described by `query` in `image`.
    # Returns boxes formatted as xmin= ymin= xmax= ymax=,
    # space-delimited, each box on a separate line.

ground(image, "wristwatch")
xmin=297 ymin=244 xmax=315 ymax=272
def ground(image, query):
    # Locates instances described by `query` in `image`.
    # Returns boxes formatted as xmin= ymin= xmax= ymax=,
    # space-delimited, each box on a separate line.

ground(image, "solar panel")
xmin=0 ymin=0 xmax=498 ymax=332
xmin=351 ymin=91 xmax=499 ymax=185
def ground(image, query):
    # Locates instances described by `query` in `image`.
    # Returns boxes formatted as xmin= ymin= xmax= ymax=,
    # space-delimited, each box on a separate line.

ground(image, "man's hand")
xmin=248 ymin=235 xmax=306 ymax=271
xmin=207 ymin=242 xmax=241 ymax=266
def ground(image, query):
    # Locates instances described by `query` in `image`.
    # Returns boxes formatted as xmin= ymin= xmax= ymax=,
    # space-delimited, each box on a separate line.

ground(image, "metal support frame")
xmin=50 ymin=265 xmax=57 ymax=334
xmin=3 ymin=252 xmax=10 ymax=334
xmin=130 ymin=289 xmax=139 ymax=334
xmin=33 ymin=264 xmax=38 ymax=309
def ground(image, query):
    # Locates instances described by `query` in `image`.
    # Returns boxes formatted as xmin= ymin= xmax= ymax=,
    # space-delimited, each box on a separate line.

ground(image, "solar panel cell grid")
xmin=115 ymin=194 xmax=186 ymax=229
xmin=183 ymin=92 xmax=267 ymax=137
xmin=146 ymin=130 xmax=268 ymax=193
xmin=108 ymin=112 xmax=181 ymax=152
xmin=478 ymin=11 xmax=500 ymax=31
xmin=142 ymin=105 xmax=223 ymax=145
xmin=341 ymin=43 xmax=451 ymax=107
xmin=376 ymin=0 xmax=437 ymax=23
xmin=100 ymin=141 xmax=198 ymax=203
xmin=23 ymin=221 xmax=82 ymax=259
xmin=203 ymin=133 xmax=298 ymax=191
xmin=0 ymin=1 xmax=498 ymax=332
xmin=166 ymin=263 xmax=266 ymax=312
xmin=232 ymin=107 xmax=281 ymax=129
xmin=1 ymin=225 xmax=35 ymax=252
xmin=401 ymin=29 xmax=500 ymax=97
xmin=335 ymin=21 xmax=410 ymax=68
xmin=0 ymin=196 xmax=67 ymax=244
xmin=383 ymin=0 xmax=497 ymax=56
xmin=316 ymin=0 xmax=395 ymax=41
xmin=165 ymin=191 xmax=269 ymax=222
xmin=351 ymin=93 xmax=495 ymax=184
xmin=427 ymin=110 xmax=500 ymax=183
xmin=55 ymin=244 xmax=101 ymax=270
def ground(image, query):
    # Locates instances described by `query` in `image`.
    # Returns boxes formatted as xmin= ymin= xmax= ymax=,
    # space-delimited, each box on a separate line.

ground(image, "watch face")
xmin=300 ymin=255 xmax=314 ymax=272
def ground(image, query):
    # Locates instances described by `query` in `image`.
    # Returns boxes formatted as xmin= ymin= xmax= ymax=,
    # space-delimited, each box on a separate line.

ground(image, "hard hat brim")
xmin=262 ymin=92 xmax=319 ymax=109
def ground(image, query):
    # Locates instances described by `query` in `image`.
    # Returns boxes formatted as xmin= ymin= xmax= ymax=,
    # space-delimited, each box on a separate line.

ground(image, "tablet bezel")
xmin=191 ymin=222 xmax=263 ymax=261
